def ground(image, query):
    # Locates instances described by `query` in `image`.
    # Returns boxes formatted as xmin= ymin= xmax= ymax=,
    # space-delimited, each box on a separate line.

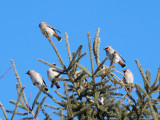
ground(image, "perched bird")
xmin=39 ymin=22 xmax=62 ymax=41
xmin=26 ymin=70 xmax=49 ymax=92
xmin=104 ymin=46 xmax=126 ymax=68
xmin=123 ymin=69 xmax=134 ymax=91
xmin=47 ymin=63 xmax=60 ymax=89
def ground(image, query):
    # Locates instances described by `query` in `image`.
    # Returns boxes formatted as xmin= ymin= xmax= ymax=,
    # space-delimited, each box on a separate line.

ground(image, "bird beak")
xmin=26 ymin=71 xmax=29 ymax=75
xmin=103 ymin=48 xmax=105 ymax=50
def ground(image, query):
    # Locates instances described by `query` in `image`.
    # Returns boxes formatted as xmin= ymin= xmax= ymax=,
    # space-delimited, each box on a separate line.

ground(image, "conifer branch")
xmin=44 ymin=104 xmax=64 ymax=110
xmin=138 ymin=102 xmax=148 ymax=120
xmin=6 ymin=110 xmax=28 ymax=115
xmin=16 ymin=84 xmax=25 ymax=105
xmin=136 ymin=84 xmax=158 ymax=119
xmin=76 ymin=63 xmax=92 ymax=77
xmin=117 ymin=93 xmax=128 ymax=106
xmin=38 ymin=59 xmax=63 ymax=71
xmin=67 ymin=52 xmax=86 ymax=71
xmin=11 ymin=59 xmax=22 ymax=88
xmin=92 ymin=56 xmax=108 ymax=77
xmin=67 ymin=45 xmax=83 ymax=72
xmin=53 ymin=78 xmax=70 ymax=82
xmin=0 ymin=102 xmax=8 ymax=120
xmin=60 ymin=109 xmax=65 ymax=120
xmin=11 ymin=86 xmax=25 ymax=120
xmin=96 ymin=38 xmax=100 ymax=64
xmin=32 ymin=90 xmax=42 ymax=110
xmin=46 ymin=37 xmax=66 ymax=70
xmin=44 ymin=115 xmax=51 ymax=120
xmin=65 ymin=33 xmax=72 ymax=62
xmin=93 ymin=28 xmax=100 ymax=66
xmin=64 ymin=83 xmax=74 ymax=118
xmin=35 ymin=96 xmax=47 ymax=118
xmin=35 ymin=102 xmax=50 ymax=118
xmin=55 ymin=90 xmax=66 ymax=100
xmin=135 ymin=59 xmax=151 ymax=90
xmin=11 ymin=60 xmax=29 ymax=108
xmin=151 ymin=65 xmax=160 ymax=90
xmin=44 ymin=92 xmax=66 ymax=107
xmin=9 ymin=100 xmax=28 ymax=110
xmin=21 ymin=117 xmax=35 ymax=120
xmin=52 ymin=111 xmax=67 ymax=119
xmin=87 ymin=32 xmax=94 ymax=74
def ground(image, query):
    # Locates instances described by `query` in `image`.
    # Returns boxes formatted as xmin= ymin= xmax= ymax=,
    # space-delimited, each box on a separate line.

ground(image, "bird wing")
xmin=42 ymin=78 xmax=47 ymax=86
xmin=38 ymin=73 xmax=47 ymax=86
xmin=52 ymin=69 xmax=60 ymax=73
xmin=46 ymin=24 xmax=61 ymax=33
xmin=118 ymin=53 xmax=126 ymax=62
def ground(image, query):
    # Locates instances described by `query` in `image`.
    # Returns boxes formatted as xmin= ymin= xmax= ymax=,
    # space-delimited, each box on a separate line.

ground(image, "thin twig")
xmin=0 ymin=65 xmax=12 ymax=79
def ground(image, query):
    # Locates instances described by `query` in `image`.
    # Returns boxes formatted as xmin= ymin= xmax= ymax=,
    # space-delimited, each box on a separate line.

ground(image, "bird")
xmin=39 ymin=22 xmax=62 ymax=41
xmin=104 ymin=46 xmax=126 ymax=68
xmin=123 ymin=69 xmax=134 ymax=91
xmin=26 ymin=70 xmax=49 ymax=92
xmin=47 ymin=63 xmax=60 ymax=89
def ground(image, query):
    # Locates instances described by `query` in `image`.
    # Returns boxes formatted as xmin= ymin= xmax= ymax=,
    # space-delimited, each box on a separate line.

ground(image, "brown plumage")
xmin=54 ymin=82 xmax=60 ymax=89
xmin=118 ymin=60 xmax=126 ymax=68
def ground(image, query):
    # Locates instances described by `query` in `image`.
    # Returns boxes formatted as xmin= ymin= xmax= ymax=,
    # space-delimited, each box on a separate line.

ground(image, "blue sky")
xmin=0 ymin=0 xmax=160 ymax=119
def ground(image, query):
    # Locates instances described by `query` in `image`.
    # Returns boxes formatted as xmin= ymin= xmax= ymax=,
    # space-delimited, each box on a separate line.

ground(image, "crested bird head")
xmin=104 ymin=46 xmax=111 ymax=51
xmin=52 ymin=63 xmax=56 ymax=66
xmin=26 ymin=70 xmax=35 ymax=75
xmin=39 ymin=22 xmax=46 ymax=27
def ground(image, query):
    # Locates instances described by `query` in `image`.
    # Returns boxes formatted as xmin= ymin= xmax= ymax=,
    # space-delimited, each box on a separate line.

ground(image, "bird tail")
xmin=54 ymin=33 xmax=62 ymax=41
xmin=44 ymin=87 xmax=49 ymax=92
xmin=55 ymin=82 xmax=60 ymax=89
xmin=118 ymin=60 xmax=126 ymax=68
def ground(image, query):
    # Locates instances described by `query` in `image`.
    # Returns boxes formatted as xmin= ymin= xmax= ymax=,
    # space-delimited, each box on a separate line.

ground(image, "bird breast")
xmin=44 ymin=27 xmax=55 ymax=37
xmin=124 ymin=73 xmax=134 ymax=84
xmin=30 ymin=74 xmax=43 ymax=87
xmin=47 ymin=69 xmax=59 ymax=83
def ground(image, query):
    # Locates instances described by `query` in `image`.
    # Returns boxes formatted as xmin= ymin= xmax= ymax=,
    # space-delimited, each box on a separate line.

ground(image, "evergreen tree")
xmin=0 ymin=29 xmax=160 ymax=120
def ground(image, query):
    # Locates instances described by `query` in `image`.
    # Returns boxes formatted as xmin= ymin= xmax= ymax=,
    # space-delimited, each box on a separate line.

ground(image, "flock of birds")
xmin=26 ymin=22 xmax=134 ymax=93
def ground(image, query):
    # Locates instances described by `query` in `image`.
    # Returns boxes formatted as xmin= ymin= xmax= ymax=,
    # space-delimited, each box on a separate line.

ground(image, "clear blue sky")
xmin=0 ymin=0 xmax=160 ymax=119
